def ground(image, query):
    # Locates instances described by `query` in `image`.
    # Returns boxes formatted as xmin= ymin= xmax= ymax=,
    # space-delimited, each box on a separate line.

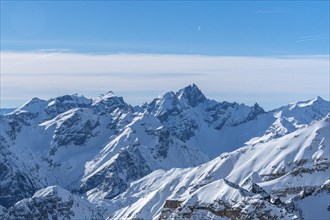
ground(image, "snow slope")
xmin=105 ymin=115 xmax=330 ymax=219
xmin=5 ymin=186 xmax=104 ymax=220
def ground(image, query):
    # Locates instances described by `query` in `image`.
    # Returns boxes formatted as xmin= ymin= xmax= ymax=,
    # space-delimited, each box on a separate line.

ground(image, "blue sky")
xmin=1 ymin=1 xmax=329 ymax=109
xmin=1 ymin=1 xmax=329 ymax=55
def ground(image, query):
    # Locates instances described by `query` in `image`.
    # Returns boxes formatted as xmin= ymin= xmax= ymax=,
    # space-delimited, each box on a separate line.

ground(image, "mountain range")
xmin=0 ymin=84 xmax=329 ymax=219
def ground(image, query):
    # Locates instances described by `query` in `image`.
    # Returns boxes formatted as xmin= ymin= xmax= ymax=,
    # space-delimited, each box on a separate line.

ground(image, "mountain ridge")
xmin=0 ymin=84 xmax=329 ymax=219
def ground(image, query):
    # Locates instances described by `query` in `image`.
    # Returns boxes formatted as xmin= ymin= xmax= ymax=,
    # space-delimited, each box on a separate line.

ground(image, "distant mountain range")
xmin=0 ymin=84 xmax=329 ymax=219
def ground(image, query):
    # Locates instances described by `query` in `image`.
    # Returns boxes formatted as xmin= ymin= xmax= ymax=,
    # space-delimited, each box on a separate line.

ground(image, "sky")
xmin=1 ymin=1 xmax=329 ymax=110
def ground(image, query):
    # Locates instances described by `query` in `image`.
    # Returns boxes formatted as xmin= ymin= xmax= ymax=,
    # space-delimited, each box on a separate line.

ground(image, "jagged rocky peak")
xmin=144 ymin=84 xmax=207 ymax=119
xmin=247 ymin=102 xmax=265 ymax=120
xmin=286 ymin=96 xmax=329 ymax=111
xmin=310 ymin=95 xmax=327 ymax=104
xmin=176 ymin=84 xmax=207 ymax=107
xmin=13 ymin=97 xmax=48 ymax=113
xmin=47 ymin=94 xmax=92 ymax=108
xmin=10 ymin=94 xmax=93 ymax=116
xmin=92 ymin=91 xmax=129 ymax=112
xmin=315 ymin=96 xmax=326 ymax=102
xmin=26 ymin=97 xmax=46 ymax=105
xmin=253 ymin=102 xmax=263 ymax=111
xmin=143 ymin=91 xmax=183 ymax=117
xmin=44 ymin=94 xmax=92 ymax=117
xmin=32 ymin=185 xmax=71 ymax=201
xmin=273 ymin=96 xmax=330 ymax=126
xmin=158 ymin=91 xmax=182 ymax=108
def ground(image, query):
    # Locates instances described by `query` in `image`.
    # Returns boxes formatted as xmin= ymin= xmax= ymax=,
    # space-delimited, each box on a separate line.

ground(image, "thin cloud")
xmin=255 ymin=9 xmax=293 ymax=14
xmin=297 ymin=34 xmax=329 ymax=42
xmin=9 ymin=49 xmax=71 ymax=66
xmin=1 ymin=52 xmax=329 ymax=109
xmin=35 ymin=48 xmax=72 ymax=52
xmin=197 ymin=26 xmax=202 ymax=32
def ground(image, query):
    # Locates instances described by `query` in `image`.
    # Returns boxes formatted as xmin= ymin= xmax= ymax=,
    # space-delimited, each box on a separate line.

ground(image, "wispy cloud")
xmin=297 ymin=34 xmax=329 ymax=42
xmin=255 ymin=9 xmax=293 ymax=14
xmin=1 ymin=52 xmax=329 ymax=109
xmin=10 ymin=50 xmax=70 ymax=66
xmin=197 ymin=26 xmax=202 ymax=32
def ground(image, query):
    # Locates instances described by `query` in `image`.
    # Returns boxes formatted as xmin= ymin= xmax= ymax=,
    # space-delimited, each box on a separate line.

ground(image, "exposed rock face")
xmin=290 ymin=180 xmax=330 ymax=220
xmin=176 ymin=83 xmax=207 ymax=107
xmin=3 ymin=186 xmax=103 ymax=220
xmin=158 ymin=180 xmax=297 ymax=220
xmin=81 ymin=148 xmax=151 ymax=200
xmin=50 ymin=109 xmax=101 ymax=147
xmin=0 ymin=136 xmax=41 ymax=208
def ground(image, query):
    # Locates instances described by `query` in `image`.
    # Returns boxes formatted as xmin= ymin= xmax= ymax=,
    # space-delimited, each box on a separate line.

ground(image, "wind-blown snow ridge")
xmin=0 ymin=84 xmax=329 ymax=219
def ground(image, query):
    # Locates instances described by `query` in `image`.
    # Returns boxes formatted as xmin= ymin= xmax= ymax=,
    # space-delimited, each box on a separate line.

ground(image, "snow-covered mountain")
xmin=0 ymin=84 xmax=329 ymax=219
xmin=106 ymin=114 xmax=330 ymax=219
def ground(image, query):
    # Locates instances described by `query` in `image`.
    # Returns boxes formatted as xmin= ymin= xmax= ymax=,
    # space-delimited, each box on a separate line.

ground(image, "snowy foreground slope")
xmin=0 ymin=84 xmax=329 ymax=219
xmin=107 ymin=115 xmax=330 ymax=219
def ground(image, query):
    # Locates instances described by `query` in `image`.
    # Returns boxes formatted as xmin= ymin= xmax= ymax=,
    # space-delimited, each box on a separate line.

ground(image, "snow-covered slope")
xmin=105 ymin=115 xmax=330 ymax=219
xmin=0 ymin=93 xmax=135 ymax=207
xmin=0 ymin=84 xmax=329 ymax=219
xmin=292 ymin=180 xmax=330 ymax=220
xmin=3 ymin=186 xmax=104 ymax=220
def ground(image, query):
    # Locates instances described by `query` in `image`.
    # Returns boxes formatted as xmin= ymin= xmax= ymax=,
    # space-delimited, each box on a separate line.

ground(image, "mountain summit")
xmin=176 ymin=84 xmax=207 ymax=107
